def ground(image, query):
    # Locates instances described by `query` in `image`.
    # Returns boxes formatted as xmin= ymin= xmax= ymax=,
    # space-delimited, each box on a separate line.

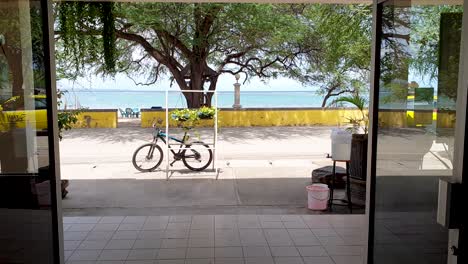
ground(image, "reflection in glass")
xmin=373 ymin=1 xmax=463 ymax=264
xmin=0 ymin=0 xmax=58 ymax=263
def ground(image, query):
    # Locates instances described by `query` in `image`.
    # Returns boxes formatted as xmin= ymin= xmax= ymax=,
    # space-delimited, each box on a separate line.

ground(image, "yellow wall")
xmin=2 ymin=108 xmax=456 ymax=131
xmin=437 ymin=111 xmax=456 ymax=128
xmin=378 ymin=111 xmax=407 ymax=128
xmin=141 ymin=109 xmax=365 ymax=128
xmin=0 ymin=109 xmax=48 ymax=131
xmin=142 ymin=109 xmax=456 ymax=128
xmin=1 ymin=110 xmax=118 ymax=131
xmin=70 ymin=111 xmax=118 ymax=128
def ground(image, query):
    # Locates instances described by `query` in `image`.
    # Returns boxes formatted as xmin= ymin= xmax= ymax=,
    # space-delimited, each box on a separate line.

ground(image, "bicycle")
xmin=132 ymin=119 xmax=213 ymax=172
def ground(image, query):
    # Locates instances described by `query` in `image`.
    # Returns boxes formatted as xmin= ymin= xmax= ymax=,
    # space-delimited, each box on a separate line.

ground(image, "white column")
xmin=232 ymin=74 xmax=241 ymax=109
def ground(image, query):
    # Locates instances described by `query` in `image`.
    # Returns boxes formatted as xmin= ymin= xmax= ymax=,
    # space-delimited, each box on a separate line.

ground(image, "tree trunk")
xmin=4 ymin=45 xmax=23 ymax=97
xmin=321 ymin=84 xmax=340 ymax=107
xmin=186 ymin=62 xmax=204 ymax=108
xmin=206 ymin=76 xmax=218 ymax=107
xmin=321 ymin=92 xmax=332 ymax=107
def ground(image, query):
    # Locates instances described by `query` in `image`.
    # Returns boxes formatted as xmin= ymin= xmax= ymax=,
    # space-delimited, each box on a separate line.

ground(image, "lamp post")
xmin=233 ymin=73 xmax=242 ymax=109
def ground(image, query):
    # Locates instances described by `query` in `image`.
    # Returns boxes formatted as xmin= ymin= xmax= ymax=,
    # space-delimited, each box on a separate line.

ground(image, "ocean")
xmin=62 ymin=90 xmax=327 ymax=109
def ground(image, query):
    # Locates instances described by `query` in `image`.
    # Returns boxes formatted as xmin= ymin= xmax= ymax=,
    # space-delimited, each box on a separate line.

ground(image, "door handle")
xmin=450 ymin=246 xmax=460 ymax=256
xmin=436 ymin=178 xmax=462 ymax=228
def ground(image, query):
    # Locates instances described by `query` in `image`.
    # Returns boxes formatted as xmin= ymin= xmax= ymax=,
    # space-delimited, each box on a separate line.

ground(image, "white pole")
xmin=214 ymin=89 xmax=218 ymax=172
xmin=165 ymin=88 xmax=169 ymax=180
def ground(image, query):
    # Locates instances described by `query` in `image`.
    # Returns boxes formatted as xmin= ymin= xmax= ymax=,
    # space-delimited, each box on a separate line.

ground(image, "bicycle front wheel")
xmin=132 ymin=143 xmax=163 ymax=172
xmin=182 ymin=141 xmax=213 ymax=171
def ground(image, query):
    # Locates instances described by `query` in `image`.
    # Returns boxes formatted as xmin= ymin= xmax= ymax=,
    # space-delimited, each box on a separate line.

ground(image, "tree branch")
xmin=115 ymin=30 xmax=167 ymax=63
xmin=155 ymin=29 xmax=192 ymax=58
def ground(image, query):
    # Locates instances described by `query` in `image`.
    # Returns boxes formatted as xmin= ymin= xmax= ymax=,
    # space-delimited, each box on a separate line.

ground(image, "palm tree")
xmin=330 ymin=93 xmax=368 ymax=134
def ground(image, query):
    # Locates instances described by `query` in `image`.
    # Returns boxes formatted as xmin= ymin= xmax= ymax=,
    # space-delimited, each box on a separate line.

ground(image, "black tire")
xmin=182 ymin=141 xmax=213 ymax=171
xmin=132 ymin=143 xmax=164 ymax=172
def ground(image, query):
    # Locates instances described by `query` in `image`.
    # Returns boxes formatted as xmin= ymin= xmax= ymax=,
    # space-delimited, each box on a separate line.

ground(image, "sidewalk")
xmin=59 ymin=126 xmax=454 ymax=211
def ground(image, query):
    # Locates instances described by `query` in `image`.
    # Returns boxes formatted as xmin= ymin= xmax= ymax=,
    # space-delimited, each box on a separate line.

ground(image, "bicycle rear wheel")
xmin=132 ymin=143 xmax=163 ymax=172
xmin=182 ymin=141 xmax=213 ymax=171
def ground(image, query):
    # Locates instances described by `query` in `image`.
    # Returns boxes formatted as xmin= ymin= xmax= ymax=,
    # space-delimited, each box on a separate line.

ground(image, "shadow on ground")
xmin=62 ymin=177 xmax=359 ymax=215
xmin=62 ymin=126 xmax=333 ymax=144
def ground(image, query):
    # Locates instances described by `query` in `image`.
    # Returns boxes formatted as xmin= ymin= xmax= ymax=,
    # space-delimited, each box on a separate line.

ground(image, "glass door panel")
xmin=371 ymin=0 xmax=463 ymax=263
xmin=0 ymin=0 xmax=61 ymax=263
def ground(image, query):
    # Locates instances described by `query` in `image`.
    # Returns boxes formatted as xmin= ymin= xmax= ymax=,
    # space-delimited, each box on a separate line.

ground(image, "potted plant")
xmin=197 ymin=106 xmax=216 ymax=120
xmin=171 ymin=106 xmax=217 ymax=129
xmin=170 ymin=108 xmax=200 ymax=130
xmin=171 ymin=109 xmax=195 ymax=122
xmin=331 ymin=93 xmax=368 ymax=206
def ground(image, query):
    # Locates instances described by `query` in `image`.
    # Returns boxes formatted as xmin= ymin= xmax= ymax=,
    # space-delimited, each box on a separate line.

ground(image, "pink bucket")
xmin=306 ymin=184 xmax=329 ymax=210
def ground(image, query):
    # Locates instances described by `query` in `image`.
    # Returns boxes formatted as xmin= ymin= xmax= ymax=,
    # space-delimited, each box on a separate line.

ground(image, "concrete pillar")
xmin=232 ymin=74 xmax=241 ymax=109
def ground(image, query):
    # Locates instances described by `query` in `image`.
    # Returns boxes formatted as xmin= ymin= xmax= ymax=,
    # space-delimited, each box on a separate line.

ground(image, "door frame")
xmin=366 ymin=0 xmax=468 ymax=263
xmin=42 ymin=0 xmax=64 ymax=263
xmin=364 ymin=1 xmax=383 ymax=263
xmin=40 ymin=0 xmax=468 ymax=263
xmin=450 ymin=2 xmax=468 ymax=263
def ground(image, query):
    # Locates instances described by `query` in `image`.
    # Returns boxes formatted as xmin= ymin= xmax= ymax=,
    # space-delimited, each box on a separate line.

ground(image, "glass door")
xmin=368 ymin=0 xmax=465 ymax=264
xmin=0 ymin=0 xmax=62 ymax=263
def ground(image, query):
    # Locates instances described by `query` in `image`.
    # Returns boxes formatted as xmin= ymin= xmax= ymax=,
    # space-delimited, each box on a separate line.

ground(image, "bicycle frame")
xmin=152 ymin=128 xmax=189 ymax=159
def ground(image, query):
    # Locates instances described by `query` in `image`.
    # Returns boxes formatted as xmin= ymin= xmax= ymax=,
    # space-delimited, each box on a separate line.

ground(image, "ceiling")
xmin=54 ymin=0 xmax=464 ymax=5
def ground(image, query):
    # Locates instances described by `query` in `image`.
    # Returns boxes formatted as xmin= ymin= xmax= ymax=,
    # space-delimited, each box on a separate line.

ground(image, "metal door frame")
xmin=42 ymin=0 xmax=63 ymax=263
xmin=366 ymin=0 xmax=468 ymax=263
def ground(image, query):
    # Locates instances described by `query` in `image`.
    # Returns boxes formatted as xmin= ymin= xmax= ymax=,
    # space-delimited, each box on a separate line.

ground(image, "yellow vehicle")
xmin=0 ymin=94 xmax=48 ymax=131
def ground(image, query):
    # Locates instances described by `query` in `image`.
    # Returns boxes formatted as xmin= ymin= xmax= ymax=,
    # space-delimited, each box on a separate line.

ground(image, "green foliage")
xmin=171 ymin=107 xmax=217 ymax=131
xmin=54 ymin=3 xmax=458 ymax=108
xmin=55 ymin=2 xmax=116 ymax=79
xmin=170 ymin=108 xmax=200 ymax=131
xmin=302 ymin=4 xmax=372 ymax=106
xmin=171 ymin=109 xmax=200 ymax=122
xmin=53 ymin=2 xmax=322 ymax=105
xmin=57 ymin=111 xmax=79 ymax=140
xmin=57 ymin=90 xmax=82 ymax=140
xmin=379 ymin=5 xmax=463 ymax=104
xmin=331 ymin=93 xmax=368 ymax=134
xmin=409 ymin=6 xmax=463 ymax=80
xmin=100 ymin=3 xmax=116 ymax=72
xmin=197 ymin=106 xmax=216 ymax=119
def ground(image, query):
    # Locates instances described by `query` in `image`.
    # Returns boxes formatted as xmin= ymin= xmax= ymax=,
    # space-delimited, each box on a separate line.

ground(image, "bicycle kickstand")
xmin=169 ymin=160 xmax=178 ymax=167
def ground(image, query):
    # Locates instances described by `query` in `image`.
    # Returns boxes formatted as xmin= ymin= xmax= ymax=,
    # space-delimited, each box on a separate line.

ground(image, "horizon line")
xmin=63 ymin=89 xmax=319 ymax=93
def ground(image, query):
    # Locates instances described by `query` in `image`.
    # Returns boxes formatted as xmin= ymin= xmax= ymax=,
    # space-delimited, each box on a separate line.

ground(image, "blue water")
xmin=62 ymin=90 xmax=326 ymax=109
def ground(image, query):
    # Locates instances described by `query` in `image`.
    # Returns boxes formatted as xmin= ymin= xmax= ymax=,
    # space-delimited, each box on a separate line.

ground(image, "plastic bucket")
xmin=306 ymin=184 xmax=329 ymax=210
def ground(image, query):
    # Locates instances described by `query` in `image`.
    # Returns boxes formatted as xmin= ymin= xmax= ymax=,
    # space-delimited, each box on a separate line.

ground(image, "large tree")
xmin=55 ymin=2 xmax=318 ymax=107
xmin=300 ymin=4 xmax=372 ymax=107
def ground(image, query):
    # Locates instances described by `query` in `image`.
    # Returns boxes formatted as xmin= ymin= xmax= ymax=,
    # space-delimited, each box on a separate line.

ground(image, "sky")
xmin=57 ymin=71 xmax=316 ymax=92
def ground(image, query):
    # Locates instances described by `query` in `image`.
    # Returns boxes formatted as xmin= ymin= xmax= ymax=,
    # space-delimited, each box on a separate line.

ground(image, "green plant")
xmin=171 ymin=109 xmax=199 ymax=122
xmin=57 ymin=90 xmax=82 ymax=140
xmin=170 ymin=108 xmax=200 ymax=131
xmin=170 ymin=107 xmax=218 ymax=133
xmin=330 ymin=93 xmax=368 ymax=134
xmin=197 ymin=106 xmax=216 ymax=119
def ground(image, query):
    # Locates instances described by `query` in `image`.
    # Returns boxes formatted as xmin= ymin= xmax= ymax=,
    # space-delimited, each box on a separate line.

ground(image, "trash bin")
xmin=306 ymin=184 xmax=329 ymax=210
xmin=330 ymin=128 xmax=352 ymax=161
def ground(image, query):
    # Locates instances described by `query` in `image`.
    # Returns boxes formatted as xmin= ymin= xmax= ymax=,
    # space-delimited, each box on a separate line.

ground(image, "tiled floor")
xmin=63 ymin=215 xmax=365 ymax=264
